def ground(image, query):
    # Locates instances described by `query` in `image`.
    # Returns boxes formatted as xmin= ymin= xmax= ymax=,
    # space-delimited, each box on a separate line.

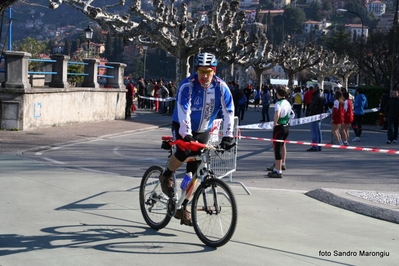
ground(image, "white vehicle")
xmin=306 ymin=80 xmax=342 ymax=92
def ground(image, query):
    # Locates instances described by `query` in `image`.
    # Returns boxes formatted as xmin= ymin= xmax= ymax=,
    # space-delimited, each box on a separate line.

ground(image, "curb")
xmin=305 ymin=188 xmax=399 ymax=224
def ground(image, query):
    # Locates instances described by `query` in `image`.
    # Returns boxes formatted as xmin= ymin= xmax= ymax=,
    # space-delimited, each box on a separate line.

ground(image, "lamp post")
xmin=8 ymin=7 xmax=12 ymax=51
xmin=85 ymin=25 xmax=93 ymax=58
xmin=143 ymin=46 xmax=148 ymax=79
xmin=337 ymin=8 xmax=364 ymax=85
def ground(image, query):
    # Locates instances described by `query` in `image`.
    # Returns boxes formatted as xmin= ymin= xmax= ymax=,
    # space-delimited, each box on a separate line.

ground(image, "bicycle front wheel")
xmin=191 ymin=178 xmax=238 ymax=248
xmin=139 ymin=165 xmax=171 ymax=230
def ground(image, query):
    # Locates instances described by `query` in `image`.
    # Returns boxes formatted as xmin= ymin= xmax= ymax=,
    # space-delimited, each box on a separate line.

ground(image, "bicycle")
xmin=139 ymin=137 xmax=238 ymax=248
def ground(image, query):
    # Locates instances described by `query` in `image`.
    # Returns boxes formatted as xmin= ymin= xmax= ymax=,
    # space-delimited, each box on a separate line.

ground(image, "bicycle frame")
xmin=168 ymin=142 xmax=213 ymax=212
xmin=140 ymin=137 xmax=238 ymax=247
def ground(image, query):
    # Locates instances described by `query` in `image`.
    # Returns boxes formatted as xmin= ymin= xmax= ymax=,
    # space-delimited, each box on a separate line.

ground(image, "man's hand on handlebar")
xmin=219 ymin=136 xmax=236 ymax=151
xmin=183 ymin=135 xmax=195 ymax=142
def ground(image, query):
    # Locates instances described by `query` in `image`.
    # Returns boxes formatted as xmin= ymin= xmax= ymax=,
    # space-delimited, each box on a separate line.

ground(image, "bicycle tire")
xmin=139 ymin=165 xmax=172 ymax=230
xmin=191 ymin=178 xmax=238 ymax=248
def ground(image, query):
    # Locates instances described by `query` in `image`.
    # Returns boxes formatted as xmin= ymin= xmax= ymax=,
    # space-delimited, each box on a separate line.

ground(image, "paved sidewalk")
xmin=0 ymin=109 xmax=172 ymax=154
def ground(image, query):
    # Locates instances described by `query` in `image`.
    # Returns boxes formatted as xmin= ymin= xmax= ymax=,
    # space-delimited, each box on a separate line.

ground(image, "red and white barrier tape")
xmin=138 ymin=95 xmax=175 ymax=102
xmin=238 ymin=135 xmax=399 ymax=155
xmin=238 ymin=113 xmax=331 ymax=130
xmin=238 ymin=107 xmax=379 ymax=130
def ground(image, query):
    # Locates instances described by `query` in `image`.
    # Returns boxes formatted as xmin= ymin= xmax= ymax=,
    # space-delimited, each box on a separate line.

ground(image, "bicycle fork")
xmin=198 ymin=170 xmax=221 ymax=215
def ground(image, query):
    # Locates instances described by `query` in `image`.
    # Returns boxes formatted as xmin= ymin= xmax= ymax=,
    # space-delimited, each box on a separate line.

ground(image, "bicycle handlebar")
xmin=169 ymin=139 xmax=210 ymax=151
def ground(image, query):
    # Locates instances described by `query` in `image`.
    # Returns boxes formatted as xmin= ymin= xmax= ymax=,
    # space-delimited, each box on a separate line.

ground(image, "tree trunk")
xmin=237 ymin=66 xmax=246 ymax=88
xmin=255 ymin=68 xmax=264 ymax=90
xmin=317 ymin=75 xmax=325 ymax=91
xmin=287 ymin=71 xmax=294 ymax=91
xmin=229 ymin=63 xmax=235 ymax=82
xmin=176 ymin=54 xmax=191 ymax=83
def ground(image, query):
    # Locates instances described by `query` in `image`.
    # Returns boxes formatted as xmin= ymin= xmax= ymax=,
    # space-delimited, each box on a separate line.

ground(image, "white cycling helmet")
xmin=195 ymin=52 xmax=218 ymax=68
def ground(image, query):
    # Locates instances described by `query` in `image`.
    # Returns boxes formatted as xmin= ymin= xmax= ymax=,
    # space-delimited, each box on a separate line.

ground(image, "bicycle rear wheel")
xmin=191 ymin=178 xmax=238 ymax=248
xmin=139 ymin=165 xmax=171 ymax=230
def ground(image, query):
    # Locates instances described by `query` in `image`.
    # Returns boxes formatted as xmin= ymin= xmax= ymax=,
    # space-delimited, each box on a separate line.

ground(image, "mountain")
xmin=1 ymin=0 xmax=89 ymax=45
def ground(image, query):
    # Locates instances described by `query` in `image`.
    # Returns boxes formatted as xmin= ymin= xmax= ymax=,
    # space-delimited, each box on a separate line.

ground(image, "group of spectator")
xmin=229 ymin=82 xmax=278 ymax=124
xmin=125 ymin=77 xmax=178 ymax=119
xmin=129 ymin=75 xmax=399 ymax=148
xmin=287 ymin=84 xmax=369 ymax=150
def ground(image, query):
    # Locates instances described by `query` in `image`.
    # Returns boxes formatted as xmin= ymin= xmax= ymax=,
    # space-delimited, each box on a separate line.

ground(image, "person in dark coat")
xmin=167 ymin=81 xmax=177 ymax=115
xmin=385 ymin=89 xmax=399 ymax=144
xmin=379 ymin=89 xmax=390 ymax=130
xmin=307 ymin=84 xmax=325 ymax=151
xmin=125 ymin=79 xmax=135 ymax=119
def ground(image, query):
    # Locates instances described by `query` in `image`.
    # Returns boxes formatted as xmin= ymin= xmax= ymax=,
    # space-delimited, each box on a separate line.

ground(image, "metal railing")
xmin=1 ymin=51 xmax=126 ymax=90
xmin=208 ymin=116 xmax=250 ymax=195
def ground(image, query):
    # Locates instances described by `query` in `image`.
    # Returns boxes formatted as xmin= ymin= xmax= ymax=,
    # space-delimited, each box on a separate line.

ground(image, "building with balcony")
xmin=303 ymin=20 xmax=331 ymax=33
xmin=343 ymin=24 xmax=369 ymax=42
xmin=239 ymin=0 xmax=259 ymax=9
xmin=273 ymin=0 xmax=291 ymax=9
xmin=367 ymin=1 xmax=387 ymax=17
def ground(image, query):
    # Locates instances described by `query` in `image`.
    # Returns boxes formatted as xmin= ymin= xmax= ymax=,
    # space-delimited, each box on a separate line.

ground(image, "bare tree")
xmin=216 ymin=22 xmax=275 ymax=88
xmin=336 ymin=56 xmax=358 ymax=89
xmin=249 ymin=39 xmax=275 ymax=90
xmin=309 ymin=51 xmax=344 ymax=90
xmin=0 ymin=0 xmax=19 ymax=13
xmin=362 ymin=31 xmax=399 ymax=89
xmin=48 ymin=0 xmax=249 ymax=83
xmin=274 ymin=43 xmax=327 ymax=90
xmin=236 ymin=23 xmax=276 ymax=89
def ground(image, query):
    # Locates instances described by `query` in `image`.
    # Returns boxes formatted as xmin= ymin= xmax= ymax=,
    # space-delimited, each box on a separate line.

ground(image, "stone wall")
xmin=0 ymin=51 xmax=127 ymax=131
xmin=0 ymin=87 xmax=126 ymax=130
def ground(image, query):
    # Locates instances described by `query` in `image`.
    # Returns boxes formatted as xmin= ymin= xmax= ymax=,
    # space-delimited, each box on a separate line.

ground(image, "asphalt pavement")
xmin=1 ymin=105 xmax=399 ymax=266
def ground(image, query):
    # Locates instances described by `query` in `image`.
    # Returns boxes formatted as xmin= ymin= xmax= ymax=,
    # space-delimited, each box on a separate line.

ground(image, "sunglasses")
xmin=197 ymin=69 xmax=214 ymax=75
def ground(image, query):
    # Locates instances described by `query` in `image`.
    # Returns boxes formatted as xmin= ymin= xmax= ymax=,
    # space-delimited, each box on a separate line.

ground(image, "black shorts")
xmin=272 ymin=124 xmax=289 ymax=160
xmin=172 ymin=121 xmax=210 ymax=174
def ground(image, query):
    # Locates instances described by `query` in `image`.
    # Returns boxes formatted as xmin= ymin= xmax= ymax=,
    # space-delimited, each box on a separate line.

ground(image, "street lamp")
xmin=143 ymin=46 xmax=148 ymax=79
xmin=337 ymin=8 xmax=364 ymax=85
xmin=85 ymin=25 xmax=93 ymax=57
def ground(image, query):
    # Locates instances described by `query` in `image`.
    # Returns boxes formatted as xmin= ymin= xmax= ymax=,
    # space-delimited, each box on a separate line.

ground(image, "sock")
xmin=163 ymin=168 xmax=172 ymax=177
xmin=273 ymin=168 xmax=282 ymax=174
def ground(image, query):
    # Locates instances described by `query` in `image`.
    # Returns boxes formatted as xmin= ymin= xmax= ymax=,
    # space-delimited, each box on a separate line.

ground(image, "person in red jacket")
xmin=125 ymin=79 xmax=135 ymax=119
xmin=342 ymin=91 xmax=354 ymax=145
xmin=303 ymin=86 xmax=314 ymax=116
xmin=331 ymin=90 xmax=345 ymax=145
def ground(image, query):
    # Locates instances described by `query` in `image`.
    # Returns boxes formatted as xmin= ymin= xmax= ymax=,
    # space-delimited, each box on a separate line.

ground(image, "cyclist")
xmin=159 ymin=52 xmax=236 ymax=225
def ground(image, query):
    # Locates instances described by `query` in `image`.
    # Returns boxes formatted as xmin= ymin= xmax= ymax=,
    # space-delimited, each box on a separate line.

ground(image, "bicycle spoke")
xmin=139 ymin=165 xmax=171 ymax=229
xmin=192 ymin=179 xmax=237 ymax=247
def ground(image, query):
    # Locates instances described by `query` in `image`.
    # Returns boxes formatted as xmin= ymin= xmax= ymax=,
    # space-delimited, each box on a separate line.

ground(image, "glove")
xmin=220 ymin=136 xmax=236 ymax=151
xmin=183 ymin=135 xmax=195 ymax=142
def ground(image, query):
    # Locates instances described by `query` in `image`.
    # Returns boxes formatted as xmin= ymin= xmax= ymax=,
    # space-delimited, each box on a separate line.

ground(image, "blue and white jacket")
xmin=353 ymin=93 xmax=368 ymax=115
xmin=172 ymin=73 xmax=235 ymax=138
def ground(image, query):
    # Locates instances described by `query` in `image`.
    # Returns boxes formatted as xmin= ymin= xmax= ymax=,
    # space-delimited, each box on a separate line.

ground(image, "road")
xmin=1 ymin=108 xmax=399 ymax=266
xmin=20 ymin=118 xmax=399 ymax=193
